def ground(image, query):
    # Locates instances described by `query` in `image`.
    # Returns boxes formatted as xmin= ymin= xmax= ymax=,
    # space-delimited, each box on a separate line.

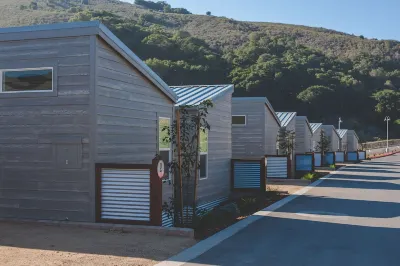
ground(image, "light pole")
xmin=384 ymin=116 xmax=390 ymax=152
xmin=338 ymin=117 xmax=343 ymax=130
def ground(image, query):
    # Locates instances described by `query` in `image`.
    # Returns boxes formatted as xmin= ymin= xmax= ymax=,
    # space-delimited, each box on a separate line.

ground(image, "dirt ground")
xmin=0 ymin=222 xmax=196 ymax=266
xmin=267 ymin=179 xmax=311 ymax=195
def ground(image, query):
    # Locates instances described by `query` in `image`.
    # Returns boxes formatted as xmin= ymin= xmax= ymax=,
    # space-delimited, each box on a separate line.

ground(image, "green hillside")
xmin=1 ymin=0 xmax=400 ymax=140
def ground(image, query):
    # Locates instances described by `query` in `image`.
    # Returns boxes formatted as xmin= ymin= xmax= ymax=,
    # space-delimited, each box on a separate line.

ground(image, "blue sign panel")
xmin=347 ymin=152 xmax=358 ymax=162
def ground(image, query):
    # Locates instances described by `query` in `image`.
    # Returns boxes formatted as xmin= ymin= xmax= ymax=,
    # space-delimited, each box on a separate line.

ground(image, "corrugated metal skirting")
xmin=233 ymin=161 xmax=261 ymax=188
xmin=266 ymin=157 xmax=288 ymax=179
xmin=100 ymin=169 xmax=151 ymax=221
xmin=162 ymin=197 xmax=228 ymax=227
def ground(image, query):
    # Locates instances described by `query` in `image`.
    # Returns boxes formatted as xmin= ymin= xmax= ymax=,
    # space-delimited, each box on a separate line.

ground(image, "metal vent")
xmin=101 ymin=169 xmax=150 ymax=221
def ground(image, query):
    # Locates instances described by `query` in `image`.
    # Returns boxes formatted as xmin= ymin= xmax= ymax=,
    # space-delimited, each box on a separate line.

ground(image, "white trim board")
xmin=155 ymin=167 xmax=347 ymax=266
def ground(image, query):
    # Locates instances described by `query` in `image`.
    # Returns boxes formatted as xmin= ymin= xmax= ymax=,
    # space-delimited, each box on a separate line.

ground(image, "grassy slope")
xmin=2 ymin=0 xmax=399 ymax=60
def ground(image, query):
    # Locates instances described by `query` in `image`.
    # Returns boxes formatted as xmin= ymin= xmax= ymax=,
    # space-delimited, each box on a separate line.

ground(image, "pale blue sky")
xmin=125 ymin=0 xmax=399 ymax=41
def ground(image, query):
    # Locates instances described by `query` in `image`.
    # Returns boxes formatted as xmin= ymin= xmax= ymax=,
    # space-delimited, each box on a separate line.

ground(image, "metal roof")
xmin=310 ymin=123 xmax=323 ymax=133
xmin=232 ymin=97 xmax=281 ymax=126
xmin=276 ymin=112 xmax=297 ymax=127
xmin=0 ymin=21 xmax=177 ymax=102
xmin=336 ymin=129 xmax=348 ymax=139
xmin=170 ymin=85 xmax=234 ymax=106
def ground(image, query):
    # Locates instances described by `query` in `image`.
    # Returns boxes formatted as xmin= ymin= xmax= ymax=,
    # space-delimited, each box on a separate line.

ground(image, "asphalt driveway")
xmin=172 ymin=154 xmax=400 ymax=266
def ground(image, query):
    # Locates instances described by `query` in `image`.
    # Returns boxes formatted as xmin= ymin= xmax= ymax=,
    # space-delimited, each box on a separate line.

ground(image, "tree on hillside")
xmin=206 ymin=11 xmax=211 ymax=16
xmin=372 ymin=89 xmax=400 ymax=118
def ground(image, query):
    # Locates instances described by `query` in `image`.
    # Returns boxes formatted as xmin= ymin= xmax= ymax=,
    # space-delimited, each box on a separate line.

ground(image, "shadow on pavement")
xmin=188 ymin=216 xmax=400 ymax=266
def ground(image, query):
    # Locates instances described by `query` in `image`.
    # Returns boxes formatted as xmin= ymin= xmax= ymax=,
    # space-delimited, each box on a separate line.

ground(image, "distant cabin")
xmin=0 ymin=21 xmax=178 ymax=224
xmin=170 ymin=85 xmax=234 ymax=205
xmin=337 ymin=129 xmax=349 ymax=151
xmin=321 ymin=125 xmax=340 ymax=152
xmin=232 ymin=97 xmax=281 ymax=158
xmin=295 ymin=116 xmax=313 ymax=154
xmin=310 ymin=123 xmax=323 ymax=151
xmin=347 ymin=130 xmax=360 ymax=151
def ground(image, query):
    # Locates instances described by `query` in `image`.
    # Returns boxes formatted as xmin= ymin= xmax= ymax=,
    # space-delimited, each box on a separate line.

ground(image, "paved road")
xmin=185 ymin=154 xmax=400 ymax=266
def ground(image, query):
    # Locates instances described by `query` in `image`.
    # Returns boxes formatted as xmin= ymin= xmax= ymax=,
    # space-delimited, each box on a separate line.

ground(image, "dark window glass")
xmin=232 ymin=115 xmax=246 ymax=125
xmin=3 ymin=69 xmax=52 ymax=92
xmin=160 ymin=150 xmax=170 ymax=179
xmin=200 ymin=154 xmax=207 ymax=178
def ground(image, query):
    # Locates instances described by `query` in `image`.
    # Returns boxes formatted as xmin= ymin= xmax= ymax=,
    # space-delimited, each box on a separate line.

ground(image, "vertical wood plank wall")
xmin=95 ymin=38 xmax=174 ymax=205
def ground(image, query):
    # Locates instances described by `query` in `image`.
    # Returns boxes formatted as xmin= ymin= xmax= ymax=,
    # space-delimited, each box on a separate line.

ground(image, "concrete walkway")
xmin=166 ymin=154 xmax=400 ymax=266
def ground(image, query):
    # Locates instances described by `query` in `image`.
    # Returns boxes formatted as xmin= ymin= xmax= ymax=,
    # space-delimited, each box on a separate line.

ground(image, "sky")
xmin=125 ymin=0 xmax=400 ymax=41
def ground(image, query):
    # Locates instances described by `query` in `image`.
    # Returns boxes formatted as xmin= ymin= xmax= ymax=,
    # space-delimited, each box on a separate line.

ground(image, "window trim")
xmin=158 ymin=117 xmax=172 ymax=181
xmin=199 ymin=129 xmax=209 ymax=180
xmin=0 ymin=67 xmax=54 ymax=94
xmin=232 ymin=115 xmax=247 ymax=126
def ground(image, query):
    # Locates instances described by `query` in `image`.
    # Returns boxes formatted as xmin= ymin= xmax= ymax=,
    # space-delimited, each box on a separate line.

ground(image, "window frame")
xmin=158 ymin=117 xmax=172 ymax=181
xmin=199 ymin=128 xmax=209 ymax=180
xmin=0 ymin=67 xmax=54 ymax=94
xmin=232 ymin=115 xmax=247 ymax=126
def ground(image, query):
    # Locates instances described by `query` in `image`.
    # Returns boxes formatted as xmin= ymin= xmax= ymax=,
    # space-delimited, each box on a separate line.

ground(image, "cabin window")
xmin=232 ymin=115 xmax=246 ymax=125
xmin=159 ymin=117 xmax=171 ymax=180
xmin=199 ymin=129 xmax=208 ymax=179
xmin=1 ymin=68 xmax=53 ymax=93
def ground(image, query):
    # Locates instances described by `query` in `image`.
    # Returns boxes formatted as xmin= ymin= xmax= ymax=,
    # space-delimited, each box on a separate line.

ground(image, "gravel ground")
xmin=0 ymin=222 xmax=196 ymax=266
xmin=267 ymin=179 xmax=311 ymax=195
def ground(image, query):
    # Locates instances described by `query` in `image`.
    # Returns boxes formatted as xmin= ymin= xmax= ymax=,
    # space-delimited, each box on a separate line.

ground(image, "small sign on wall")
xmin=157 ymin=160 xmax=165 ymax=178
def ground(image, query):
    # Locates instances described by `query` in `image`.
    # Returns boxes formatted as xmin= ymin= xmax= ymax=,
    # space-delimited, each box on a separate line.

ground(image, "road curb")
xmin=155 ymin=166 xmax=347 ymax=266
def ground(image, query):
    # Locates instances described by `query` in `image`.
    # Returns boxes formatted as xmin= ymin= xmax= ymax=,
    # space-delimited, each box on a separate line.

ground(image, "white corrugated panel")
xmin=101 ymin=169 xmax=150 ymax=221
xmin=266 ymin=157 xmax=288 ymax=179
xmin=314 ymin=153 xmax=322 ymax=167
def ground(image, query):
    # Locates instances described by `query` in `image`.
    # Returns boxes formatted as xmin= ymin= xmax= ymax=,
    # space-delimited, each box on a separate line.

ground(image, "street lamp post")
xmin=384 ymin=116 xmax=390 ymax=153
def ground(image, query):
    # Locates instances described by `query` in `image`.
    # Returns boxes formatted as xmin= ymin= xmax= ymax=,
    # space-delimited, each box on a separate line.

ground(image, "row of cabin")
xmin=0 ymin=21 xmax=359 ymax=226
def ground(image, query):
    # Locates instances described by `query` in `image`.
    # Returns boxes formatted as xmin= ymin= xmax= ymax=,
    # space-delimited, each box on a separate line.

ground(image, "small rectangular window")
xmin=1 ymin=68 xmax=53 ymax=93
xmin=232 ymin=115 xmax=246 ymax=125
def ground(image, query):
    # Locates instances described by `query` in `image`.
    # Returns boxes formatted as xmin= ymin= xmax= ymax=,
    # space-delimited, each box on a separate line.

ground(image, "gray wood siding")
xmin=321 ymin=126 xmax=340 ymax=152
xmin=311 ymin=128 xmax=321 ymax=151
xmin=347 ymin=131 xmax=358 ymax=151
xmin=197 ymin=93 xmax=232 ymax=204
xmin=0 ymin=36 xmax=93 ymax=222
xmin=94 ymin=38 xmax=174 ymax=203
xmin=232 ymin=101 xmax=265 ymax=158
xmin=295 ymin=118 xmax=312 ymax=153
xmin=265 ymin=107 xmax=280 ymax=155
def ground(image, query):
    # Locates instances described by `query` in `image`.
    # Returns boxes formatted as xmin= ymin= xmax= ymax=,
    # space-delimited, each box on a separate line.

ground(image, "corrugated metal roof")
xmin=276 ymin=112 xmax=297 ymax=127
xmin=310 ymin=123 xmax=323 ymax=133
xmin=170 ymin=85 xmax=234 ymax=106
xmin=336 ymin=129 xmax=348 ymax=139
xmin=0 ymin=21 xmax=177 ymax=102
